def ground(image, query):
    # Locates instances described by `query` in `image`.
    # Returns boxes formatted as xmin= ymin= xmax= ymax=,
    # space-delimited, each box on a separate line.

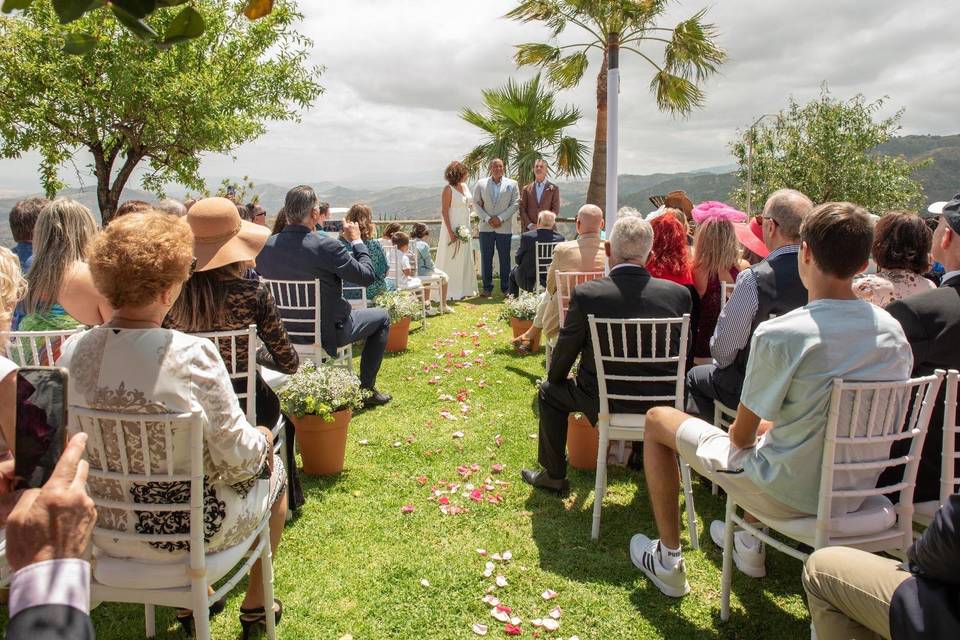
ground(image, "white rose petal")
xmin=419 ymin=579 xmax=430 ymax=588
xmin=490 ymin=608 xmax=511 ymax=623
xmin=491 ymin=552 xmax=502 ymax=561
xmin=471 ymin=623 xmax=488 ymax=636
xmin=502 ymin=550 xmax=513 ymax=561
xmin=531 ymin=619 xmax=543 ymax=627
xmin=476 ymin=548 xmax=487 ymax=556
xmin=495 ymin=575 xmax=508 ymax=587
xmin=542 ymin=618 xmax=560 ymax=632
xmin=541 ymin=589 xmax=558 ymax=600
xmin=510 ymin=616 xmax=521 ymax=626
xmin=549 ymin=606 xmax=562 ymax=619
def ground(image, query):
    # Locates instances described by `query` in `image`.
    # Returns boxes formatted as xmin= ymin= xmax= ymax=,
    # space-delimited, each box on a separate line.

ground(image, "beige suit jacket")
xmin=542 ymin=232 xmax=606 ymax=338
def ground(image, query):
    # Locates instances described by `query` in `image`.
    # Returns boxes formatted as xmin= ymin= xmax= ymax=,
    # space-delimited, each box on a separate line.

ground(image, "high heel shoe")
xmin=239 ymin=598 xmax=283 ymax=639
xmin=175 ymin=594 xmax=228 ymax=636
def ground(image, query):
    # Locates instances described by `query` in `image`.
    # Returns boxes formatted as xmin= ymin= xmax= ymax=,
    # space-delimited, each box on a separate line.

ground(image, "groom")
xmin=474 ymin=158 xmax=519 ymax=298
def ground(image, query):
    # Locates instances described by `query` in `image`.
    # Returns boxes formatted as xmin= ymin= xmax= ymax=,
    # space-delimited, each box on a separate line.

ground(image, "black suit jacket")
xmin=884 ymin=275 xmax=960 ymax=502
xmin=256 ymin=225 xmax=376 ymax=356
xmin=514 ymin=228 xmax=565 ymax=291
xmin=7 ymin=604 xmax=95 ymax=640
xmin=549 ymin=265 xmax=692 ymax=413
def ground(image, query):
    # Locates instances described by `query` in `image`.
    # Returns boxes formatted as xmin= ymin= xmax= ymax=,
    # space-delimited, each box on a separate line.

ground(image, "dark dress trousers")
xmin=509 ymin=228 xmax=566 ymax=295
xmin=6 ymin=605 xmax=95 ymax=640
xmin=256 ymin=225 xmax=391 ymax=389
xmin=882 ymin=274 xmax=960 ymax=502
xmin=537 ymin=264 xmax=692 ymax=479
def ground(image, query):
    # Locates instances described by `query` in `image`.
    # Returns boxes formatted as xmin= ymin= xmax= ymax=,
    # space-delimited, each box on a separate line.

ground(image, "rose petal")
xmin=419 ymin=578 xmax=430 ymax=587
xmin=541 ymin=589 xmax=557 ymax=600
xmin=529 ymin=433 xmax=537 ymax=439
xmin=393 ymin=441 xmax=402 ymax=448
xmin=495 ymin=604 xmax=512 ymax=613
xmin=481 ymin=594 xmax=500 ymax=606
xmin=542 ymin=618 xmax=560 ymax=631
xmin=471 ymin=623 xmax=488 ymax=636
xmin=416 ymin=475 xmax=428 ymax=485
xmin=502 ymin=550 xmax=513 ymax=561
xmin=504 ymin=623 xmax=522 ymax=636
xmin=452 ymin=431 xmax=465 ymax=439
xmin=491 ymin=552 xmax=502 ymax=561
xmin=532 ymin=619 xmax=543 ymax=627
xmin=491 ymin=608 xmax=511 ymax=623
xmin=549 ymin=606 xmax=562 ymax=619
xmin=495 ymin=575 xmax=508 ymax=587
xmin=358 ymin=439 xmax=370 ymax=445
xmin=400 ymin=504 xmax=415 ymax=514
xmin=438 ymin=495 xmax=450 ymax=505
xmin=476 ymin=548 xmax=488 ymax=556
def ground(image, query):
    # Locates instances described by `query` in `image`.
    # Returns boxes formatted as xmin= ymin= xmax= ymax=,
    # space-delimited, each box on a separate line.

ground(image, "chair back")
xmin=722 ymin=282 xmax=736 ymax=306
xmin=342 ymin=285 xmax=368 ymax=310
xmin=534 ymin=241 xmax=561 ymax=292
xmin=74 ymin=407 xmax=206 ymax=567
xmin=262 ymin=278 xmax=323 ymax=362
xmin=385 ymin=243 xmax=419 ymax=290
xmin=815 ymin=372 xmax=944 ymax=548
xmin=587 ymin=314 xmax=691 ymax=420
xmin=940 ymin=369 xmax=960 ymax=505
xmin=5 ymin=328 xmax=83 ymax=366
xmin=189 ymin=326 xmax=257 ymax=426
xmin=556 ymin=271 xmax=604 ymax=328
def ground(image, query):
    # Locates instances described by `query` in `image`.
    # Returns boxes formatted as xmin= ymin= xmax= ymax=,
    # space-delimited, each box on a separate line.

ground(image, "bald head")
xmin=576 ymin=204 xmax=603 ymax=233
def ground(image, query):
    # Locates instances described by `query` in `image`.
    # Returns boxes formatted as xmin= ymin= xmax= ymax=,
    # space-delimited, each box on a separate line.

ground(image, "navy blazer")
xmin=6 ymin=604 xmax=95 ymax=640
xmin=256 ymin=225 xmax=375 ymax=355
xmin=514 ymin=228 xmax=565 ymax=291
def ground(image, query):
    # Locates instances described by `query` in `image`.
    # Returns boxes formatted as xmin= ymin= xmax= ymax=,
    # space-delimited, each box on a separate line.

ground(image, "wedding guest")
xmin=0 ymin=245 xmax=27 ymax=451
xmin=257 ymin=186 xmax=391 ymax=406
xmin=664 ymin=190 xmax=695 ymax=242
xmin=59 ymin=212 xmax=288 ymax=635
xmin=388 ymin=231 xmax=422 ymax=291
xmin=243 ymin=203 xmax=268 ymax=227
xmin=342 ymin=203 xmax=393 ymax=301
xmin=380 ymin=222 xmax=402 ymax=242
xmin=646 ymin=209 xmax=693 ymax=286
xmin=474 ymin=158 xmax=519 ymax=297
xmin=114 ymin=199 xmax=152 ymax=218
xmin=8 ymin=197 xmax=47 ymax=272
xmin=410 ymin=222 xmax=449 ymax=314
xmin=686 ymin=189 xmax=812 ymax=418
xmin=21 ymin=198 xmax=112 ymax=330
xmin=2 ymin=433 xmax=97 ymax=640
xmin=521 ymin=215 xmax=692 ymax=493
xmin=519 ymin=158 xmax=560 ymax=231
xmin=509 ymin=211 xmax=565 ymax=296
xmin=689 ymin=202 xmax=750 ymax=360
xmin=631 ymin=202 xmax=911 ymax=598
xmin=271 ymin=207 xmax=288 ymax=235
xmin=155 ymin=198 xmax=187 ymax=217
xmin=853 ymin=211 xmax=935 ymax=307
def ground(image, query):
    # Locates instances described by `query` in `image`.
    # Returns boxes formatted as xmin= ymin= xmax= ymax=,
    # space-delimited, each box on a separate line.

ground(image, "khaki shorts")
xmin=675 ymin=417 xmax=811 ymax=520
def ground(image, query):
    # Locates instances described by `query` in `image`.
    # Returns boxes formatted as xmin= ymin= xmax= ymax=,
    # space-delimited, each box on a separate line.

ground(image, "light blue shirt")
xmin=490 ymin=178 xmax=502 ymax=203
xmin=535 ymin=180 xmax=546 ymax=202
xmin=739 ymin=299 xmax=913 ymax=514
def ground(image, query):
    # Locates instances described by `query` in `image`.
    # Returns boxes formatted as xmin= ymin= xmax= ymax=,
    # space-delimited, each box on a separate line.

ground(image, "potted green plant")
xmin=499 ymin=291 xmax=541 ymax=351
xmin=375 ymin=290 xmax=421 ymax=353
xmin=278 ymin=361 xmax=368 ymax=476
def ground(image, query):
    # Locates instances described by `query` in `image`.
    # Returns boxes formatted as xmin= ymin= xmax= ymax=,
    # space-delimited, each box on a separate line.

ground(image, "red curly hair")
xmin=646 ymin=209 xmax=691 ymax=280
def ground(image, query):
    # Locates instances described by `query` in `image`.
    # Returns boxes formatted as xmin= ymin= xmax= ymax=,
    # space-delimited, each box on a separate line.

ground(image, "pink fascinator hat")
xmin=691 ymin=201 xmax=748 ymax=224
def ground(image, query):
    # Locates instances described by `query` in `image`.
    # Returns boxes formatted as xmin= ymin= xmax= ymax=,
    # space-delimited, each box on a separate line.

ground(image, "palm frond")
xmin=547 ymin=51 xmax=589 ymax=89
xmin=663 ymin=9 xmax=726 ymax=82
xmin=554 ymin=134 xmax=590 ymax=178
xmin=514 ymin=42 xmax=561 ymax=68
xmin=460 ymin=107 xmax=496 ymax=134
xmin=649 ymin=69 xmax=705 ymax=116
xmin=505 ymin=0 xmax=567 ymax=38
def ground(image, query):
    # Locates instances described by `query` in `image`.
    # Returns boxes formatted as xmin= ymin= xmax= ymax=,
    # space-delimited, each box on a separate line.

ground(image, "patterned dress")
xmin=852 ymin=269 xmax=936 ymax=307
xmin=58 ymin=328 xmax=285 ymax=561
xmin=342 ymin=238 xmax=394 ymax=302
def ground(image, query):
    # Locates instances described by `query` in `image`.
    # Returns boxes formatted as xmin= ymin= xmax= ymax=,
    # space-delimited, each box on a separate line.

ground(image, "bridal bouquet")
xmin=469 ymin=211 xmax=480 ymax=225
xmin=455 ymin=225 xmax=471 ymax=243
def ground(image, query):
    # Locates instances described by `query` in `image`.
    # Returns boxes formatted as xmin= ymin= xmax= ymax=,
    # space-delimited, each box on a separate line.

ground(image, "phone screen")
xmin=14 ymin=367 xmax=69 ymax=490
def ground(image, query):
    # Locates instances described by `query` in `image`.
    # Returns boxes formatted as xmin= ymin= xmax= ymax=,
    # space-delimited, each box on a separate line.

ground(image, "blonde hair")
xmin=87 ymin=212 xmax=193 ymax=309
xmin=692 ymin=218 xmax=740 ymax=278
xmin=25 ymin=198 xmax=99 ymax=315
xmin=0 ymin=247 xmax=27 ymax=334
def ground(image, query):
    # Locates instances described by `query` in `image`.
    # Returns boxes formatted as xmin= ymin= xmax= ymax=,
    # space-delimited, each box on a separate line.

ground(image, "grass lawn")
xmin=79 ymin=296 xmax=809 ymax=639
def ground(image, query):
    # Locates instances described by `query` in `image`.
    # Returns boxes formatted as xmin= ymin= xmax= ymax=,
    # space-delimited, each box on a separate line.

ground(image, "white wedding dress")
xmin=436 ymin=183 xmax=477 ymax=300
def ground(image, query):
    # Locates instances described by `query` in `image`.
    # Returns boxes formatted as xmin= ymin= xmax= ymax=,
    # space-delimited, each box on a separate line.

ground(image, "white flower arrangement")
xmin=277 ymin=361 xmax=368 ymax=421
xmin=498 ymin=291 xmax=541 ymax=322
xmin=455 ymin=225 xmax=471 ymax=243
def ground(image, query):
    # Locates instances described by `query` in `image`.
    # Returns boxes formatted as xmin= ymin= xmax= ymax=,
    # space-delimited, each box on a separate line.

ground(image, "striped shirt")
xmin=710 ymin=244 xmax=800 ymax=368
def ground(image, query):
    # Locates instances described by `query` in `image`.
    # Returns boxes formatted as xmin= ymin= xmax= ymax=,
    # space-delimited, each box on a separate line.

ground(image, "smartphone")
xmin=14 ymin=367 xmax=69 ymax=490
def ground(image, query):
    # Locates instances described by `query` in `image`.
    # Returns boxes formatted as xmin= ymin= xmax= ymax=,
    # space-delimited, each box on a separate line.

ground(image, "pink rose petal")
xmin=476 ymin=548 xmax=488 ymax=556
xmin=532 ymin=618 xmax=543 ymax=627
xmin=438 ymin=495 xmax=450 ymax=505
xmin=471 ymin=623 xmax=488 ymax=636
xmin=491 ymin=607 xmax=511 ymax=623
xmin=541 ymin=589 xmax=557 ymax=600
xmin=495 ymin=575 xmax=508 ymax=587
xmin=401 ymin=504 xmax=415 ymax=514
xmin=491 ymin=463 xmax=505 ymax=474
xmin=491 ymin=552 xmax=502 ymax=561
xmin=502 ymin=550 xmax=513 ymax=561
xmin=504 ymin=623 xmax=522 ymax=636
xmin=542 ymin=618 xmax=560 ymax=632
xmin=548 ymin=606 xmax=562 ymax=619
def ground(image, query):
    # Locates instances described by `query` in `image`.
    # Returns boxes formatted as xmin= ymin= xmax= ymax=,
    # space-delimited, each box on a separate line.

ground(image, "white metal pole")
xmin=604 ymin=33 xmax=619 ymax=272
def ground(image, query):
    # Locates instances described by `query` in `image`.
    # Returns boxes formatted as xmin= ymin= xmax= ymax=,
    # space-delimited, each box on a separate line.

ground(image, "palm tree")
xmin=507 ymin=0 xmax=725 ymax=207
xmin=461 ymin=73 xmax=590 ymax=188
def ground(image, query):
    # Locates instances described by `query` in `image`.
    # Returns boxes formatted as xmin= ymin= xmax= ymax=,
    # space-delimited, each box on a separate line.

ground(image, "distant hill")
xmin=2 ymin=133 xmax=958 ymax=247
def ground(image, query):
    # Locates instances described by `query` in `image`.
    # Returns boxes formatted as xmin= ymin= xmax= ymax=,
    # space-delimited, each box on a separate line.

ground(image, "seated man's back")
xmin=741 ymin=298 xmax=913 ymax=514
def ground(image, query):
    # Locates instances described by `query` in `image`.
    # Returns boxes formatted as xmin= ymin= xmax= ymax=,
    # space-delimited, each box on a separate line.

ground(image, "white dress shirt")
xmin=9 ymin=558 xmax=91 ymax=617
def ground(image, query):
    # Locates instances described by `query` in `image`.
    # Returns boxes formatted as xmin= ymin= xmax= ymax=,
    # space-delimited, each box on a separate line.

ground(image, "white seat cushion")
xmin=763 ymin=494 xmax=897 ymax=541
xmin=261 ymin=368 xmax=289 ymax=391
xmin=609 ymin=413 xmax=646 ymax=429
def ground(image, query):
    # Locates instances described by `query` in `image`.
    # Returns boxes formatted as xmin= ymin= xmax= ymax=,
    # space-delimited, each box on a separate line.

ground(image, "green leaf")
xmin=111 ymin=4 xmax=159 ymax=41
xmin=62 ymin=31 xmax=97 ymax=54
xmin=162 ymin=5 xmax=204 ymax=45
xmin=111 ymin=0 xmax=157 ymax=19
xmin=2 ymin=0 xmax=33 ymax=14
xmin=156 ymin=0 xmax=189 ymax=5
xmin=52 ymin=0 xmax=97 ymax=24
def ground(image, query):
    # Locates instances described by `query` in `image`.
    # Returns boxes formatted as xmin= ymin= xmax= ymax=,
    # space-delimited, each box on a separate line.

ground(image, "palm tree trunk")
xmin=585 ymin=49 xmax=608 ymax=208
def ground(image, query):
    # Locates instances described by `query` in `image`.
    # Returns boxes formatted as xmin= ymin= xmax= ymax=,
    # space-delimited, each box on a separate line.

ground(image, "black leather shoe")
xmin=362 ymin=389 xmax=392 ymax=408
xmin=521 ymin=469 xmax=570 ymax=495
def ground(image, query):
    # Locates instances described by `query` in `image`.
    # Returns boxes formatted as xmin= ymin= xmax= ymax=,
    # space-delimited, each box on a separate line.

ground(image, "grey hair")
xmin=617 ymin=206 xmax=642 ymax=218
xmin=763 ymin=189 xmax=813 ymax=240
xmin=609 ymin=215 xmax=654 ymax=263
xmin=285 ymin=185 xmax=319 ymax=223
xmin=537 ymin=211 xmax=557 ymax=228
xmin=155 ymin=198 xmax=186 ymax=217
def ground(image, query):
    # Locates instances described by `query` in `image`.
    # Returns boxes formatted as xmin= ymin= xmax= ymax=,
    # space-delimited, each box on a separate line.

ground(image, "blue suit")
xmin=256 ymin=225 xmax=390 ymax=389
xmin=509 ymin=228 xmax=565 ymax=295
xmin=473 ymin=176 xmax=518 ymax=293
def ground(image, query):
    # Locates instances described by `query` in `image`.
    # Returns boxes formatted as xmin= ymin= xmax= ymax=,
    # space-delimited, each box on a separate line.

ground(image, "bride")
xmin=435 ymin=160 xmax=477 ymax=300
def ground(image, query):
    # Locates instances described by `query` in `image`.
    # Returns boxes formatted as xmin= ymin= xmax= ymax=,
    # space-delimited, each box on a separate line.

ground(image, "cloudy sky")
xmin=1 ymin=0 xmax=956 ymax=192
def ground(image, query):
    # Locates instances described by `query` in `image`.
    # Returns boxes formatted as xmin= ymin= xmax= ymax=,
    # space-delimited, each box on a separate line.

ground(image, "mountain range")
xmin=2 ymin=133 xmax=958 ymax=247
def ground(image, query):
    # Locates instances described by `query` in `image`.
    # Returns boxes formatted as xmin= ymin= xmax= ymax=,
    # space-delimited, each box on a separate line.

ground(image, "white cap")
xmin=928 ymin=201 xmax=948 ymax=214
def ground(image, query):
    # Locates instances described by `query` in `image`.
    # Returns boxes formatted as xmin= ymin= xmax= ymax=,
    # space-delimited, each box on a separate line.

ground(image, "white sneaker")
xmin=709 ymin=520 xmax=766 ymax=578
xmin=629 ymin=534 xmax=690 ymax=598
xmin=425 ymin=307 xmax=439 ymax=317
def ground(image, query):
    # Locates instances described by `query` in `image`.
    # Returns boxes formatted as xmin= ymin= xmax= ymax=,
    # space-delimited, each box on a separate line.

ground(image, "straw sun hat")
xmin=187 ymin=197 xmax=270 ymax=272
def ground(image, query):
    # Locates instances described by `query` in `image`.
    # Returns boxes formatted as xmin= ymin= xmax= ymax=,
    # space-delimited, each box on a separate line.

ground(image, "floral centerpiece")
xmin=278 ymin=361 xmax=368 ymax=475
xmin=498 ymin=290 xmax=540 ymax=322
xmin=374 ymin=289 xmax=421 ymax=352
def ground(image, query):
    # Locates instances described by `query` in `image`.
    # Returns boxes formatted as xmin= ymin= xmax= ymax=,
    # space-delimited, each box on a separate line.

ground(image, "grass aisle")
xmin=87 ymin=297 xmax=809 ymax=639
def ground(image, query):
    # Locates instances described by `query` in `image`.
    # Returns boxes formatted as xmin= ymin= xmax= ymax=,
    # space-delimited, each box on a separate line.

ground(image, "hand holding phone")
xmin=15 ymin=367 xmax=69 ymax=490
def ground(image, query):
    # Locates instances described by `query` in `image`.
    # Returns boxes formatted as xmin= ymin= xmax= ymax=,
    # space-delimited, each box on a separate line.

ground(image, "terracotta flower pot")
xmin=386 ymin=316 xmax=411 ymax=353
xmin=567 ymin=412 xmax=598 ymax=470
xmin=291 ymin=408 xmax=351 ymax=476
xmin=510 ymin=317 xmax=540 ymax=352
